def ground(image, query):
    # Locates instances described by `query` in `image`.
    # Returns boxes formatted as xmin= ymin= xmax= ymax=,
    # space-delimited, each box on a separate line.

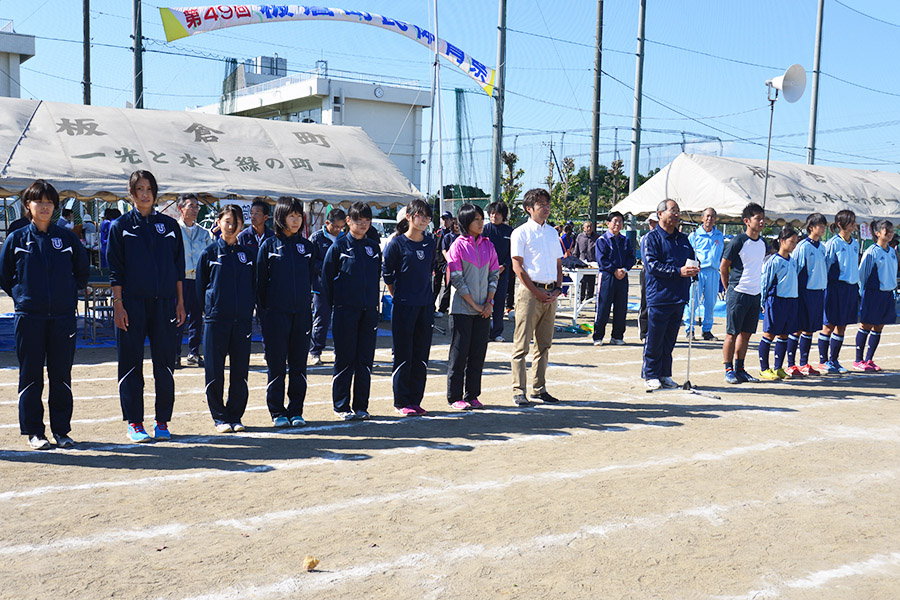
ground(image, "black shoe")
xmin=530 ymin=391 xmax=559 ymax=404
xmin=174 ymin=356 xmax=182 ymax=369
xmin=513 ymin=394 xmax=531 ymax=406
xmin=702 ymin=331 xmax=719 ymax=341
xmin=685 ymin=331 xmax=697 ymax=341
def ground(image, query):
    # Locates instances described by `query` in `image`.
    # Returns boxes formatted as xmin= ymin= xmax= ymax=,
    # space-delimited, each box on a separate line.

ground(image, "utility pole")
xmin=807 ymin=0 xmax=824 ymax=164
xmin=83 ymin=0 xmax=90 ymax=104
xmin=490 ymin=0 xmax=507 ymax=204
xmin=628 ymin=0 xmax=646 ymax=195
xmin=132 ymin=0 xmax=143 ymax=108
xmin=588 ymin=0 xmax=603 ymax=230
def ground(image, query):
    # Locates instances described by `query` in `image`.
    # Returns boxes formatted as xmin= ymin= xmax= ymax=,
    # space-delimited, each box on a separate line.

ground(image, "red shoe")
xmin=786 ymin=365 xmax=805 ymax=378
xmin=800 ymin=364 xmax=820 ymax=376
xmin=865 ymin=359 xmax=882 ymax=372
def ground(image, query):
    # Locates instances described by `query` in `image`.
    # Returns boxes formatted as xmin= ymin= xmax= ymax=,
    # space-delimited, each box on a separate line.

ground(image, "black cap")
xmin=441 ymin=211 xmax=453 ymax=220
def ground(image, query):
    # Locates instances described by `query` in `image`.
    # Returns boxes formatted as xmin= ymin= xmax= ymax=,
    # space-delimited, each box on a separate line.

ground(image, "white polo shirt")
xmin=511 ymin=218 xmax=563 ymax=284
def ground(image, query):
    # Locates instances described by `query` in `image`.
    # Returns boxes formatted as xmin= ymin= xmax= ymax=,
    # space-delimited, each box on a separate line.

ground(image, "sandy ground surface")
xmin=0 ymin=283 xmax=899 ymax=600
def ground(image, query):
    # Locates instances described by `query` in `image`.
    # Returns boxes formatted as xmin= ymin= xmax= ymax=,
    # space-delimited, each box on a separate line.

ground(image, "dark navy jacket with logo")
xmin=106 ymin=210 xmax=185 ymax=298
xmin=322 ymin=233 xmax=383 ymax=308
xmin=196 ymin=238 xmax=257 ymax=322
xmin=0 ymin=223 xmax=90 ymax=317
xmin=256 ymin=233 xmax=316 ymax=314
xmin=482 ymin=222 xmax=513 ymax=270
xmin=382 ymin=233 xmax=436 ymax=306
xmin=309 ymin=226 xmax=344 ymax=294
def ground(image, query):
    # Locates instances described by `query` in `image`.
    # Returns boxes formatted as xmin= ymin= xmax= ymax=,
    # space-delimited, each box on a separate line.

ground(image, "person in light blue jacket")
xmin=853 ymin=219 xmax=897 ymax=372
xmin=818 ymin=210 xmax=859 ymax=374
xmin=758 ymin=227 xmax=799 ymax=380
xmin=685 ymin=207 xmax=724 ymax=341
xmin=785 ymin=213 xmax=828 ymax=377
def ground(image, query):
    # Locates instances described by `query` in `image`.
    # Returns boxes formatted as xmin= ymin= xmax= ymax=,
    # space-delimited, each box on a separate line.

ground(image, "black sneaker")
xmin=702 ymin=331 xmax=719 ymax=341
xmin=53 ymin=433 xmax=75 ymax=448
xmin=513 ymin=394 xmax=531 ymax=406
xmin=174 ymin=355 xmax=182 ymax=369
xmin=530 ymin=391 xmax=559 ymax=403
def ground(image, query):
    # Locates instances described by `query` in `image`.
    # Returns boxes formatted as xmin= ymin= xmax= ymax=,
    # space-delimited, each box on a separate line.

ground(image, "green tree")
xmin=501 ymin=151 xmax=527 ymax=225
xmin=549 ymin=156 xmax=587 ymax=224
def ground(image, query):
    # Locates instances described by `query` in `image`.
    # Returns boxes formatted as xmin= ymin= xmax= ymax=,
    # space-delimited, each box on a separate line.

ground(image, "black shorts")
xmin=726 ymin=289 xmax=760 ymax=335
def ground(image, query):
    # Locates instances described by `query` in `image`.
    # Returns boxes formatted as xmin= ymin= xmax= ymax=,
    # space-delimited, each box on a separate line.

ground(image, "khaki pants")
xmin=511 ymin=283 xmax=557 ymax=395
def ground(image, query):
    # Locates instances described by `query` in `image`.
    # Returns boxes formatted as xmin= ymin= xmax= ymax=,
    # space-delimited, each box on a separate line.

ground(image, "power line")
xmin=505 ymin=27 xmax=631 ymax=55
xmin=833 ymin=0 xmax=900 ymax=28
xmin=644 ymin=39 xmax=783 ymax=71
xmin=821 ymin=71 xmax=900 ymax=98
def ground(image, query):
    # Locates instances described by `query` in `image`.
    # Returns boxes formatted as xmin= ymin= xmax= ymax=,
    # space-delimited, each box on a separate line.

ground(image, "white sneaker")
xmin=309 ymin=354 xmax=322 ymax=366
xmin=660 ymin=376 xmax=679 ymax=389
xmin=645 ymin=378 xmax=662 ymax=390
xmin=609 ymin=338 xmax=625 ymax=346
xmin=28 ymin=435 xmax=51 ymax=450
xmin=492 ymin=336 xmax=504 ymax=343
xmin=433 ymin=311 xmax=445 ymax=318
xmin=593 ymin=339 xmax=604 ymax=346
xmin=215 ymin=423 xmax=233 ymax=433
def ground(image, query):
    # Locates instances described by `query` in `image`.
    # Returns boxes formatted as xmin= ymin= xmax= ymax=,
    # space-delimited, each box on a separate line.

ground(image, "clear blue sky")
xmin=3 ymin=0 xmax=899 ymax=196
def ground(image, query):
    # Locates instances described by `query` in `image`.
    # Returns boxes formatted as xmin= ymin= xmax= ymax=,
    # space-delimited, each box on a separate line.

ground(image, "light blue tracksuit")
xmin=685 ymin=226 xmax=724 ymax=333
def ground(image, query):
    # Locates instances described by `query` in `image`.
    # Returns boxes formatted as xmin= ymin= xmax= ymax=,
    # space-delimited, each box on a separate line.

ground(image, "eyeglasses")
xmin=410 ymin=213 xmax=431 ymax=221
xmin=533 ymin=202 xmax=551 ymax=208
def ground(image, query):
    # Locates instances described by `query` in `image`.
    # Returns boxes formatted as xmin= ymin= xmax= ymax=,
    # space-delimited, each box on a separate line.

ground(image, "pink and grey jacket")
xmin=447 ymin=234 xmax=501 ymax=316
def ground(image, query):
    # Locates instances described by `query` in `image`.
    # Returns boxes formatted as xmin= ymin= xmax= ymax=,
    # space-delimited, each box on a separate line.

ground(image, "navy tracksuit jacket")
xmin=196 ymin=238 xmax=256 ymax=425
xmin=106 ymin=209 xmax=185 ymax=425
xmin=309 ymin=227 xmax=341 ymax=356
xmin=322 ymin=233 xmax=383 ymax=413
xmin=482 ymin=222 xmax=513 ymax=339
xmin=0 ymin=223 xmax=89 ymax=437
xmin=593 ymin=231 xmax=635 ymax=342
xmin=256 ymin=233 xmax=316 ymax=419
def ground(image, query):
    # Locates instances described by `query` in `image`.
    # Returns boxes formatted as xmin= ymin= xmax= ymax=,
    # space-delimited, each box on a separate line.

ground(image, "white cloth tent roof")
xmin=0 ymin=97 xmax=421 ymax=206
xmin=612 ymin=153 xmax=900 ymax=223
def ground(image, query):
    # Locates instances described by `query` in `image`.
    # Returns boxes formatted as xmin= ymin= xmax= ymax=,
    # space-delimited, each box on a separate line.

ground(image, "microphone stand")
xmin=683 ymin=274 xmax=720 ymax=399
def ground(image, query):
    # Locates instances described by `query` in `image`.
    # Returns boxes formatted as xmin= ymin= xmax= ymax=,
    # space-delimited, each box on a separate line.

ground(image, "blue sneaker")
xmin=831 ymin=360 xmax=850 ymax=374
xmin=724 ymin=370 xmax=740 ymax=384
xmin=354 ymin=410 xmax=371 ymax=421
xmin=153 ymin=421 xmax=171 ymax=440
xmin=819 ymin=361 xmax=841 ymax=375
xmin=272 ymin=416 xmax=290 ymax=427
xmin=290 ymin=416 xmax=306 ymax=427
xmin=735 ymin=370 xmax=759 ymax=383
xmin=127 ymin=422 xmax=152 ymax=443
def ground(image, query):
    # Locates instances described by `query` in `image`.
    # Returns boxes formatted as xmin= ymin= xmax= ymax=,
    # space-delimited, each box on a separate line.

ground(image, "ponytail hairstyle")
xmin=870 ymin=219 xmax=894 ymax=240
xmin=775 ymin=225 xmax=798 ymax=252
xmin=803 ymin=212 xmax=827 ymax=233
xmin=396 ymin=199 xmax=432 ymax=236
xmin=829 ymin=209 xmax=856 ymax=235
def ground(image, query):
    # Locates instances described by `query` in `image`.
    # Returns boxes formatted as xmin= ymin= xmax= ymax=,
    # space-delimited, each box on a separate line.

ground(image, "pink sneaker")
xmin=852 ymin=360 xmax=874 ymax=372
xmin=469 ymin=398 xmax=484 ymax=409
xmin=396 ymin=406 xmax=418 ymax=416
xmin=413 ymin=405 xmax=428 ymax=415
xmin=450 ymin=400 xmax=472 ymax=410
xmin=866 ymin=359 xmax=882 ymax=372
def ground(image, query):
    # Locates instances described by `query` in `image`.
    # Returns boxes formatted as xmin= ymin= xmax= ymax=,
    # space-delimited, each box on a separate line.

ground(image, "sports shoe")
xmin=865 ymin=359 xmax=882 ymax=372
xmin=685 ymin=331 xmax=697 ymax=341
xmin=645 ymin=378 xmax=662 ymax=390
xmin=609 ymin=338 xmax=625 ymax=346
xmin=831 ymin=360 xmax=850 ymax=374
xmin=334 ymin=411 xmax=357 ymax=421
xmin=290 ymin=416 xmax=307 ymax=427
xmin=174 ymin=355 xmax=182 ymax=369
xmin=28 ymin=435 xmax=50 ymax=450
xmin=53 ymin=433 xmax=75 ymax=448
xmin=215 ymin=423 xmax=233 ymax=433
xmin=735 ymin=370 xmax=759 ymax=383
xmin=309 ymin=354 xmax=323 ymax=366
xmin=530 ymin=391 xmax=559 ymax=403
xmin=231 ymin=422 xmax=245 ymax=432
xmin=185 ymin=354 xmax=201 ymax=367
xmin=759 ymin=369 xmax=779 ymax=380
xmin=468 ymin=398 xmax=484 ymax=409
xmin=659 ymin=376 xmax=679 ymax=389
xmin=853 ymin=360 xmax=874 ymax=372
xmin=154 ymin=421 xmax=171 ymax=440
xmin=127 ymin=423 xmax=152 ymax=443
xmin=799 ymin=364 xmax=820 ymax=376
xmin=818 ymin=362 xmax=840 ymax=375
xmin=592 ymin=339 xmax=604 ymax=346
xmin=450 ymin=400 xmax=472 ymax=410
xmin=702 ymin=331 xmax=719 ymax=341
xmin=724 ymin=370 xmax=740 ymax=384
xmin=513 ymin=394 xmax=530 ymax=406
xmin=396 ymin=406 xmax=419 ymax=416
xmin=786 ymin=365 xmax=805 ymax=378
xmin=272 ymin=416 xmax=290 ymax=427
xmin=433 ymin=311 xmax=445 ymax=318
xmin=774 ymin=368 xmax=789 ymax=379
xmin=492 ymin=336 xmax=504 ymax=343
xmin=507 ymin=309 xmax=515 ymax=319
xmin=354 ymin=410 xmax=371 ymax=420
xmin=413 ymin=405 xmax=428 ymax=415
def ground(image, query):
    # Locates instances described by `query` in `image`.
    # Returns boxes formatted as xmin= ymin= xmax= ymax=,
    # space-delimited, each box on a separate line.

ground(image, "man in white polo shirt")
xmin=510 ymin=188 xmax=564 ymax=406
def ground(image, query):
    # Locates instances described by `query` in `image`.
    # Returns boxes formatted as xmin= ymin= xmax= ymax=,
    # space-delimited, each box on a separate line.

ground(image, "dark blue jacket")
xmin=383 ymin=233 xmax=435 ymax=306
xmin=322 ymin=233 xmax=382 ymax=308
xmin=309 ymin=226 xmax=343 ymax=293
xmin=196 ymin=238 xmax=257 ymax=322
xmin=643 ymin=226 xmax=696 ymax=306
xmin=236 ymin=226 xmax=274 ymax=260
xmin=256 ymin=233 xmax=316 ymax=314
xmin=482 ymin=222 xmax=513 ymax=268
xmin=595 ymin=231 xmax=636 ymax=275
xmin=0 ymin=223 xmax=90 ymax=317
xmin=106 ymin=210 xmax=185 ymax=299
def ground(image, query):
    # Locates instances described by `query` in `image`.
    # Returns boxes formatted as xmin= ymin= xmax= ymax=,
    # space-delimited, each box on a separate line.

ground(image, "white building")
xmin=195 ymin=59 xmax=431 ymax=190
xmin=0 ymin=21 xmax=35 ymax=98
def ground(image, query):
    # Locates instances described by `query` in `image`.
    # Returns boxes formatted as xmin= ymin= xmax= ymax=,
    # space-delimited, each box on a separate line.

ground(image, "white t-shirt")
xmin=510 ymin=218 xmax=563 ymax=284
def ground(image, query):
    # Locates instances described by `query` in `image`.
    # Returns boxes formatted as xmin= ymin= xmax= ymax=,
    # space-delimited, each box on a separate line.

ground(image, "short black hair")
xmin=61 ymin=208 xmax=73 ymax=219
xmin=456 ymin=203 xmax=484 ymax=236
xmin=327 ymin=207 xmax=347 ymax=223
xmin=523 ymin=188 xmax=550 ymax=211
xmin=803 ymin=212 xmax=827 ymax=233
xmin=250 ymin=197 xmax=270 ymax=216
xmin=608 ymin=211 xmax=624 ymax=222
xmin=22 ymin=179 xmax=59 ymax=220
xmin=742 ymin=202 xmax=764 ymax=221
xmin=486 ymin=201 xmax=509 ymax=220
xmin=348 ymin=202 xmax=373 ymax=221
xmin=128 ymin=170 xmax=158 ymax=199
xmin=217 ymin=203 xmax=244 ymax=226
xmin=177 ymin=193 xmax=199 ymax=209
xmin=272 ymin=196 xmax=304 ymax=236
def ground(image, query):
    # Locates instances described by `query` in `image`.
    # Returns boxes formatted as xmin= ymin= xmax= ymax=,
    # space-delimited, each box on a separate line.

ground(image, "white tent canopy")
xmin=612 ymin=153 xmax=900 ymax=223
xmin=0 ymin=97 xmax=421 ymax=206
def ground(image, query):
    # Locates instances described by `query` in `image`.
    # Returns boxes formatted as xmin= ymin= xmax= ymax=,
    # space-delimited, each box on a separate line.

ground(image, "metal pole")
xmin=83 ymin=0 xmax=91 ymax=105
xmin=490 ymin=0 xmax=507 ymax=204
xmin=763 ymin=94 xmax=776 ymax=210
xmin=807 ymin=0 xmax=824 ymax=164
xmin=433 ymin=0 xmax=444 ymax=216
xmin=628 ymin=0 xmax=646 ymax=194
xmin=589 ymin=4 xmax=600 ymax=226
xmin=132 ymin=0 xmax=143 ymax=108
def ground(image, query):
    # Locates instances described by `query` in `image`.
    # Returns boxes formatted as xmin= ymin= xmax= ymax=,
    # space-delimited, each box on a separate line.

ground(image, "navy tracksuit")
xmin=641 ymin=227 xmax=695 ymax=380
xmin=257 ymin=233 xmax=316 ymax=419
xmin=0 ymin=223 xmax=89 ymax=437
xmin=196 ymin=239 xmax=256 ymax=426
xmin=383 ymin=233 xmax=435 ymax=409
xmin=107 ymin=210 xmax=185 ymax=425
xmin=237 ymin=226 xmax=274 ymax=336
xmin=482 ymin=222 xmax=513 ymax=339
xmin=322 ymin=233 xmax=383 ymax=414
xmin=593 ymin=231 xmax=635 ymax=341
xmin=309 ymin=226 xmax=342 ymax=357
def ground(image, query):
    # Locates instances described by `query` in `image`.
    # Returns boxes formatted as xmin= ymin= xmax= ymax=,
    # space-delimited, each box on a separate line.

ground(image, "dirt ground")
xmin=1 ymin=283 xmax=899 ymax=600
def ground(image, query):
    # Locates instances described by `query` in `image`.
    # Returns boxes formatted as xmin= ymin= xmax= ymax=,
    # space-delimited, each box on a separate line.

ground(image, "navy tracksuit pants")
xmin=641 ymin=303 xmax=684 ymax=380
xmin=309 ymin=292 xmax=331 ymax=356
xmin=489 ymin=269 xmax=509 ymax=339
xmin=447 ymin=313 xmax=491 ymax=403
xmin=391 ymin=304 xmax=434 ymax=408
xmin=16 ymin=314 xmax=76 ymax=437
xmin=117 ymin=297 xmax=177 ymax=424
xmin=262 ymin=309 xmax=311 ymax=419
xmin=203 ymin=319 xmax=252 ymax=425
xmin=332 ymin=306 xmax=379 ymax=413
xmin=593 ymin=272 xmax=628 ymax=342
xmin=175 ymin=278 xmax=203 ymax=357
